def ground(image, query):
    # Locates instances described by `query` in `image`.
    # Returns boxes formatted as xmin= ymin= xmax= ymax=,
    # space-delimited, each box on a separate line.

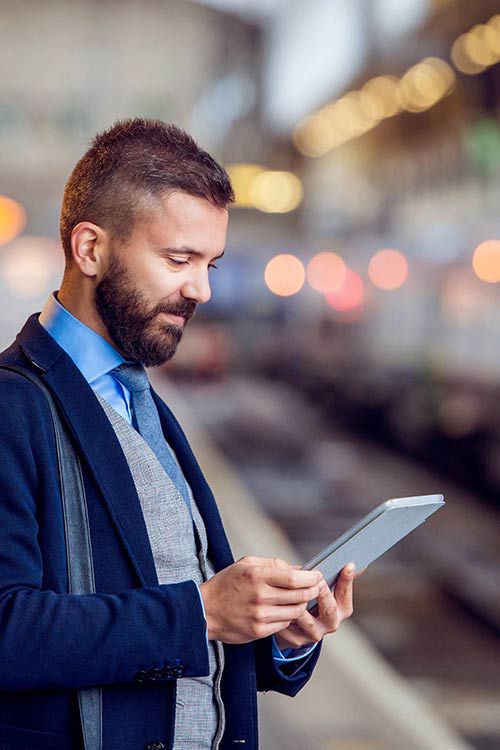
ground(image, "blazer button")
xmin=148 ymin=668 xmax=162 ymax=681
xmin=134 ymin=669 xmax=147 ymax=685
xmin=145 ymin=743 xmax=166 ymax=750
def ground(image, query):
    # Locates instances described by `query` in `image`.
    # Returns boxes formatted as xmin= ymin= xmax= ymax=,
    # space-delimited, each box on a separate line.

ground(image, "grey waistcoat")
xmin=94 ymin=391 xmax=225 ymax=749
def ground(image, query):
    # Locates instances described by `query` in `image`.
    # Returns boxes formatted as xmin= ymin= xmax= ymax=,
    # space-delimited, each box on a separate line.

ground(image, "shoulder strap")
xmin=0 ymin=365 xmax=103 ymax=750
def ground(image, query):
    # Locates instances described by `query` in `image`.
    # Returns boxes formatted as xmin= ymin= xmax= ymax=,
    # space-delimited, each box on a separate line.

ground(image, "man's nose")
xmin=181 ymin=268 xmax=212 ymax=305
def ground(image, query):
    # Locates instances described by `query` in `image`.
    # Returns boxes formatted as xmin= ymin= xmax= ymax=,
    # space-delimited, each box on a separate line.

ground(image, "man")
xmin=0 ymin=119 xmax=356 ymax=750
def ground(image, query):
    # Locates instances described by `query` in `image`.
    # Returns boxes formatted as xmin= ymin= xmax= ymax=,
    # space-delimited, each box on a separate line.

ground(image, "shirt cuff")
xmin=196 ymin=583 xmax=209 ymax=647
xmin=271 ymin=635 xmax=319 ymax=662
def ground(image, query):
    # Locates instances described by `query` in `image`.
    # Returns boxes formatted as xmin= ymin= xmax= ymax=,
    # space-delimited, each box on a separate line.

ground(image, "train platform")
xmin=150 ymin=370 xmax=473 ymax=750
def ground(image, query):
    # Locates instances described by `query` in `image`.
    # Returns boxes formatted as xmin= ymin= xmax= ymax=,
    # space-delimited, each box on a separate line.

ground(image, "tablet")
xmin=302 ymin=494 xmax=445 ymax=610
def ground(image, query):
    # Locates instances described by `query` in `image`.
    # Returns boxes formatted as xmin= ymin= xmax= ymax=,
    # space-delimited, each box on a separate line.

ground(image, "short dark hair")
xmin=60 ymin=118 xmax=234 ymax=264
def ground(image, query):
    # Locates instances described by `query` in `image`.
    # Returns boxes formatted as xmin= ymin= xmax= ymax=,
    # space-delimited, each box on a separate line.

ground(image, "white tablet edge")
xmin=302 ymin=493 xmax=445 ymax=571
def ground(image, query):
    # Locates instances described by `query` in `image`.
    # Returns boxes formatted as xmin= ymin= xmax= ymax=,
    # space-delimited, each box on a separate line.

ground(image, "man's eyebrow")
xmin=158 ymin=246 xmax=225 ymax=260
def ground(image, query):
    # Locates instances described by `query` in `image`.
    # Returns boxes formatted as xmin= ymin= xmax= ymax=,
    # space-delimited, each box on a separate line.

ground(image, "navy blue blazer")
xmin=0 ymin=312 xmax=320 ymax=750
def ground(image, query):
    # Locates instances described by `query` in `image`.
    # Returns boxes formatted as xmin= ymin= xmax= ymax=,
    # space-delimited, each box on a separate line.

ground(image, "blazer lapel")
xmin=151 ymin=388 xmax=234 ymax=572
xmin=15 ymin=314 xmax=159 ymax=587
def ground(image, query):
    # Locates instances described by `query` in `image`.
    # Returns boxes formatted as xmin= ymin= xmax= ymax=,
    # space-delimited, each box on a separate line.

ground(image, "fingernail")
xmin=346 ymin=563 xmax=355 ymax=575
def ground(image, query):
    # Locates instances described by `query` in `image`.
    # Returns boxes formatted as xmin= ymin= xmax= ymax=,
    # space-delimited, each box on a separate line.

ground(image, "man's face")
xmin=94 ymin=190 xmax=228 ymax=367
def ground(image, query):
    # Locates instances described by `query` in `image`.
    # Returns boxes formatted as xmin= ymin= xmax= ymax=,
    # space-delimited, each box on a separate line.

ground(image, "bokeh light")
xmin=441 ymin=268 xmax=488 ymax=323
xmin=329 ymin=93 xmax=378 ymax=137
xmin=250 ymin=171 xmax=303 ymax=213
xmin=451 ymin=35 xmax=487 ymax=75
xmin=472 ymin=240 xmax=500 ymax=283
xmin=362 ymin=76 xmax=402 ymax=118
xmin=226 ymin=163 xmax=265 ymax=207
xmin=438 ymin=394 xmax=483 ymax=439
xmin=398 ymin=58 xmax=455 ymax=113
xmin=306 ymin=252 xmax=346 ymax=293
xmin=294 ymin=57 xmax=454 ymax=158
xmin=482 ymin=24 xmax=500 ymax=57
xmin=368 ymin=249 xmax=409 ymax=291
xmin=451 ymin=15 xmax=500 ymax=75
xmin=264 ymin=254 xmax=305 ymax=297
xmin=325 ymin=269 xmax=364 ymax=311
xmin=0 ymin=236 xmax=55 ymax=298
xmin=226 ymin=164 xmax=303 ymax=213
xmin=293 ymin=114 xmax=337 ymax=157
xmin=0 ymin=196 xmax=26 ymax=245
xmin=463 ymin=27 xmax=496 ymax=68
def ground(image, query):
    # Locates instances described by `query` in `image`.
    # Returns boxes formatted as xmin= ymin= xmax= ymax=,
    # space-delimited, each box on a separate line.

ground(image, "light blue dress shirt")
xmin=39 ymin=290 xmax=316 ymax=664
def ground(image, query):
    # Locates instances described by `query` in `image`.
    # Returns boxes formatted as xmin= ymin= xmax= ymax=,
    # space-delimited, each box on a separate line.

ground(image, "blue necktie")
xmin=111 ymin=362 xmax=192 ymax=517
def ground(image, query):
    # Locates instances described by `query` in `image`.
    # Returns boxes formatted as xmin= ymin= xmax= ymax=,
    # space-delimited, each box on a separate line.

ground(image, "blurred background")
xmin=1 ymin=1 xmax=500 ymax=748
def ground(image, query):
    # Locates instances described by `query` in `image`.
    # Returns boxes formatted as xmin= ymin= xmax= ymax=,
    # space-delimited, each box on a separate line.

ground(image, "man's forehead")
xmin=142 ymin=190 xmax=226 ymax=228
xmin=160 ymin=189 xmax=227 ymax=221
xmin=134 ymin=192 xmax=228 ymax=256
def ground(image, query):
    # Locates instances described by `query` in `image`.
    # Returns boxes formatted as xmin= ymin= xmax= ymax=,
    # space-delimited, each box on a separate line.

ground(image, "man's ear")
xmin=70 ymin=222 xmax=109 ymax=279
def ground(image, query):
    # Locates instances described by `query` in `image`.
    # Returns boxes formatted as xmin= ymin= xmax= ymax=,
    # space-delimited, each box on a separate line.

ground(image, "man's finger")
xmin=261 ymin=603 xmax=311 ymax=623
xmin=263 ymin=583 xmax=321 ymax=605
xmin=291 ymin=609 xmax=324 ymax=642
xmin=263 ymin=567 xmax=323 ymax=590
xmin=259 ymin=620 xmax=299 ymax=639
xmin=334 ymin=564 xmax=355 ymax=614
xmin=315 ymin=580 xmax=340 ymax=632
xmin=242 ymin=556 xmax=291 ymax=570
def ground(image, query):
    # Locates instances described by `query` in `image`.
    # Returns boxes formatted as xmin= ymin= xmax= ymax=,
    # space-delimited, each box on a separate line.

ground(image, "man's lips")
xmin=161 ymin=311 xmax=189 ymax=325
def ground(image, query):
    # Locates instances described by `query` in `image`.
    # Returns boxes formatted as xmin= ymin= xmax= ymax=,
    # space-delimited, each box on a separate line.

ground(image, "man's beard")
xmin=94 ymin=253 xmax=195 ymax=367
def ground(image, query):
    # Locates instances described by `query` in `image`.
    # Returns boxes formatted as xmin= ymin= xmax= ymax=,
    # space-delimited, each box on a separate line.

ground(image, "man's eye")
xmin=168 ymin=258 xmax=188 ymax=267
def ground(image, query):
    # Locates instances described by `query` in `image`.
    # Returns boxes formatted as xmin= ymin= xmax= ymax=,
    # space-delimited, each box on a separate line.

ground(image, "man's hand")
xmin=199 ymin=556 xmax=323 ymax=644
xmin=273 ymin=563 xmax=358 ymax=651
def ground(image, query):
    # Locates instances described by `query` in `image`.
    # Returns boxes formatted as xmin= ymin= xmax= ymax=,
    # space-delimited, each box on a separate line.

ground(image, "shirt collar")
xmin=39 ymin=290 xmax=127 ymax=384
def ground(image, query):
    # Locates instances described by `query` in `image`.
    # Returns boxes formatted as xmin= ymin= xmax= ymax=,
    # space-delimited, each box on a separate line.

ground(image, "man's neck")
xmin=57 ymin=279 xmax=115 ymax=349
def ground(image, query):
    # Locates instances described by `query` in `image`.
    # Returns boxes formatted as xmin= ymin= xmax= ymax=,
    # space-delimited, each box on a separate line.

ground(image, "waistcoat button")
xmin=145 ymin=742 xmax=166 ymax=750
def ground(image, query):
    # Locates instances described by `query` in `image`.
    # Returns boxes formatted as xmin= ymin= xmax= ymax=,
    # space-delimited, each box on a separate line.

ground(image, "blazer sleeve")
xmin=0 ymin=373 xmax=209 ymax=691
xmin=253 ymin=634 xmax=321 ymax=697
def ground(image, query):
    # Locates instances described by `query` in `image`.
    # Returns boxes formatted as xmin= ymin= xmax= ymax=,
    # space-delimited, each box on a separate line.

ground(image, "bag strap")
xmin=0 ymin=365 xmax=102 ymax=750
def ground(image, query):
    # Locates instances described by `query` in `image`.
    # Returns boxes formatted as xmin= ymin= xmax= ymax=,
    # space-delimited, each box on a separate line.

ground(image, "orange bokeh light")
xmin=264 ymin=254 xmax=305 ymax=297
xmin=306 ymin=251 xmax=346 ymax=293
xmin=368 ymin=249 xmax=409 ymax=290
xmin=472 ymin=240 xmax=500 ymax=283
xmin=325 ymin=269 xmax=364 ymax=311
xmin=441 ymin=268 xmax=487 ymax=323
xmin=0 ymin=196 xmax=26 ymax=245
